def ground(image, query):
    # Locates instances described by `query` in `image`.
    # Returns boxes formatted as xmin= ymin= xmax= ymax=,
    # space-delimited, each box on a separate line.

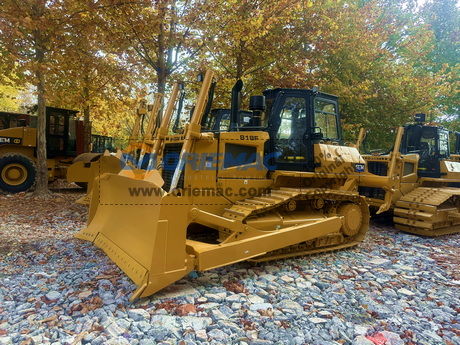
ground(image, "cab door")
xmin=267 ymin=90 xmax=313 ymax=172
xmin=46 ymin=109 xmax=69 ymax=158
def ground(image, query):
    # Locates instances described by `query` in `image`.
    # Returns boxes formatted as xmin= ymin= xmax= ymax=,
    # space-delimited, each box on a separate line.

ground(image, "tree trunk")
xmin=83 ymin=84 xmax=91 ymax=153
xmin=156 ymin=3 xmax=166 ymax=128
xmin=236 ymin=52 xmax=243 ymax=80
xmin=34 ymin=30 xmax=48 ymax=197
xmin=236 ymin=48 xmax=244 ymax=109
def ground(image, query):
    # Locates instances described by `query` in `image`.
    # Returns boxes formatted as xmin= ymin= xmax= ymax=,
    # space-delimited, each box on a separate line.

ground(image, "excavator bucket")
xmin=75 ymin=171 xmax=196 ymax=301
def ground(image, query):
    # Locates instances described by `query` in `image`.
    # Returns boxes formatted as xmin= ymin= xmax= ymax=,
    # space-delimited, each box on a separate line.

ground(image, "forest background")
xmin=0 ymin=0 xmax=459 ymax=192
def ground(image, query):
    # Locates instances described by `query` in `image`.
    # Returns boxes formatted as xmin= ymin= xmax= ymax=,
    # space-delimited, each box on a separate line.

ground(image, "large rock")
xmin=397 ymin=288 xmax=415 ymax=296
xmin=106 ymin=336 xmax=131 ymax=345
xmin=369 ymin=259 xmax=390 ymax=266
xmin=151 ymin=315 xmax=179 ymax=330
xmin=0 ymin=337 xmax=12 ymax=345
xmin=207 ymin=329 xmax=227 ymax=342
xmin=249 ymin=303 xmax=273 ymax=311
xmin=151 ymin=282 xmax=199 ymax=301
xmin=279 ymin=300 xmax=302 ymax=311
xmin=106 ymin=321 xmax=126 ymax=337
xmin=205 ymin=292 xmax=227 ymax=303
xmin=127 ymin=309 xmax=150 ymax=322
xmin=248 ymin=295 xmax=265 ymax=304
xmin=46 ymin=291 xmax=61 ymax=300
xmin=180 ymin=316 xmax=212 ymax=331
xmin=210 ymin=309 xmax=228 ymax=322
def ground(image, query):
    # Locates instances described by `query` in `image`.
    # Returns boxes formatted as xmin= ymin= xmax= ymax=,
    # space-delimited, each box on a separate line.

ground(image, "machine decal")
xmin=0 ymin=136 xmax=21 ymax=145
xmin=240 ymin=135 xmax=259 ymax=140
xmin=354 ymin=163 xmax=365 ymax=172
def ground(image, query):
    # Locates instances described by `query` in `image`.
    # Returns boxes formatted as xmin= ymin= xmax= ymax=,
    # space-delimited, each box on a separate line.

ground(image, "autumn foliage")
xmin=0 ymin=0 xmax=459 ymax=192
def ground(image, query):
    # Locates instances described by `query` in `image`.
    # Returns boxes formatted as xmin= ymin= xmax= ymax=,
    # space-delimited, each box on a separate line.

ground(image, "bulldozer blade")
xmin=117 ymin=165 xmax=165 ymax=187
xmin=75 ymin=172 xmax=195 ymax=301
xmin=75 ymin=190 xmax=92 ymax=205
xmin=68 ymin=155 xmax=124 ymax=204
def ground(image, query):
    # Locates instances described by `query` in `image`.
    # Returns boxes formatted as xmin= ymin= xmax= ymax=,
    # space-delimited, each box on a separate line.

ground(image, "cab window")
xmin=438 ymin=130 xmax=449 ymax=158
xmin=274 ymin=97 xmax=307 ymax=163
xmin=314 ymin=99 xmax=339 ymax=140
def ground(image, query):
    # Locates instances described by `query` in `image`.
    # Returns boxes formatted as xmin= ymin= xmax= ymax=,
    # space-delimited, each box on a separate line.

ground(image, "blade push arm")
xmin=169 ymin=70 xmax=215 ymax=193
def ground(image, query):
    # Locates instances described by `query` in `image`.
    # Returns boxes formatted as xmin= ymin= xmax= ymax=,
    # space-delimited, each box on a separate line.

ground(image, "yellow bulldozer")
xmin=357 ymin=113 xmax=460 ymax=236
xmin=75 ymin=71 xmax=371 ymax=301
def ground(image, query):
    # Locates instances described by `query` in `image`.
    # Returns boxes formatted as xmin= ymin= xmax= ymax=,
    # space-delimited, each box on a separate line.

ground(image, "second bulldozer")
xmin=75 ymin=71 xmax=370 ymax=301
xmin=357 ymin=113 xmax=460 ymax=236
xmin=67 ymin=83 xmax=185 ymax=203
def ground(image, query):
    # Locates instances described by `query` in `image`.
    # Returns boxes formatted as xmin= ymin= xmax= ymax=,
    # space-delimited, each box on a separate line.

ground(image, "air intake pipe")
xmin=249 ymin=95 xmax=265 ymax=127
xmin=230 ymin=79 xmax=243 ymax=131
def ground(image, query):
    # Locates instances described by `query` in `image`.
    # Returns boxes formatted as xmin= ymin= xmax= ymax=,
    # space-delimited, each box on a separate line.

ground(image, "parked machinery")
xmin=0 ymin=107 xmax=123 ymax=193
xmin=66 ymin=82 xmax=184 ymax=203
xmin=0 ymin=107 xmax=86 ymax=192
xmin=357 ymin=113 xmax=460 ymax=236
xmin=75 ymin=71 xmax=371 ymax=301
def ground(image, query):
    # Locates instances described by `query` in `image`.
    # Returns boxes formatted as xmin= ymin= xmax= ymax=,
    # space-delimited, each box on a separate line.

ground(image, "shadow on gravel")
xmin=0 ymin=237 xmax=41 ymax=257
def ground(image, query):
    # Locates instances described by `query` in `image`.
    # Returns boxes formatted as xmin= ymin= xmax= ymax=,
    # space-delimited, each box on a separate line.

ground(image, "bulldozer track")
xmin=221 ymin=187 xmax=369 ymax=263
xmin=49 ymin=187 xmax=86 ymax=194
xmin=394 ymin=187 xmax=460 ymax=236
xmin=395 ymin=224 xmax=460 ymax=237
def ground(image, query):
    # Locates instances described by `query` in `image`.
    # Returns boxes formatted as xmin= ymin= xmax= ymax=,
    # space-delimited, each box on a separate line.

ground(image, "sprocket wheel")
xmin=337 ymin=203 xmax=363 ymax=237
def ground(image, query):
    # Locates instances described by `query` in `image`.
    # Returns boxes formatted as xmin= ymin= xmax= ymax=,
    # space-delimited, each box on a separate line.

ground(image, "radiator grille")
xmin=161 ymin=143 xmax=184 ymax=192
xmin=367 ymin=161 xmax=388 ymax=176
xmin=358 ymin=186 xmax=386 ymax=200
xmin=358 ymin=161 xmax=388 ymax=200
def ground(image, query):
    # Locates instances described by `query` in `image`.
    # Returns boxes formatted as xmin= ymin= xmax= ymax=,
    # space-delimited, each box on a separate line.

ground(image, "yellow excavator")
xmin=75 ymin=71 xmax=371 ymax=301
xmin=357 ymin=113 xmax=460 ymax=236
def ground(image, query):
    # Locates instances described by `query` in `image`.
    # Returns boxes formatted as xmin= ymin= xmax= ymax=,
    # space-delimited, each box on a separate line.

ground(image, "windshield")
xmin=439 ymin=130 xmax=449 ymax=158
xmin=314 ymin=99 xmax=339 ymax=140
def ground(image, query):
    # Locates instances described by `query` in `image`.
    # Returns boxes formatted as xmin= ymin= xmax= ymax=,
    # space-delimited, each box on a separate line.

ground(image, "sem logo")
xmin=354 ymin=163 xmax=365 ymax=172
xmin=0 ymin=137 xmax=11 ymax=144
xmin=14 ymin=139 xmax=21 ymax=144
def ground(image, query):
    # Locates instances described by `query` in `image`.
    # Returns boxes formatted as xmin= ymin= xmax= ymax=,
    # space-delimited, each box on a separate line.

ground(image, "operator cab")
xmin=400 ymin=114 xmax=450 ymax=178
xmin=198 ymin=83 xmax=343 ymax=172
xmin=264 ymin=88 xmax=342 ymax=171
xmin=201 ymin=109 xmax=253 ymax=132
xmin=45 ymin=107 xmax=79 ymax=158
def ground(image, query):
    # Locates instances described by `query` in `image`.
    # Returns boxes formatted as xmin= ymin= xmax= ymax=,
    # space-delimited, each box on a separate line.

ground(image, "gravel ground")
xmin=1 ymin=192 xmax=460 ymax=345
